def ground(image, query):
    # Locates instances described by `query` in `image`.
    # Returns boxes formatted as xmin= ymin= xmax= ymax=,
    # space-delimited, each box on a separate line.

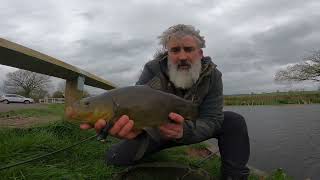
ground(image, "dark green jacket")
xmin=136 ymin=51 xmax=224 ymax=144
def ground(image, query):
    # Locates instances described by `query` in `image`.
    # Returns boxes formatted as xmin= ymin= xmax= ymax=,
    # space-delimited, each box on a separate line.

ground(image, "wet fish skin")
xmin=66 ymin=85 xmax=199 ymax=130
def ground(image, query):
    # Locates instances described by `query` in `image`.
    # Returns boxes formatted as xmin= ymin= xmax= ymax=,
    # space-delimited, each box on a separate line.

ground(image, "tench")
xmin=66 ymin=85 xmax=198 ymax=130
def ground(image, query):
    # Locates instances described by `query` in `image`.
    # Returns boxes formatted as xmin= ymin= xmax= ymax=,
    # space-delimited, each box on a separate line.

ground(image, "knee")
xmin=105 ymin=139 xmax=140 ymax=166
xmin=105 ymin=143 xmax=135 ymax=166
xmin=223 ymin=111 xmax=248 ymax=133
xmin=105 ymin=133 xmax=150 ymax=166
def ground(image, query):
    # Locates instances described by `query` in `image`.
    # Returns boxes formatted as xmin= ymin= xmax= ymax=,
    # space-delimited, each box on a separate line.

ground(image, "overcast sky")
xmin=1 ymin=0 xmax=320 ymax=95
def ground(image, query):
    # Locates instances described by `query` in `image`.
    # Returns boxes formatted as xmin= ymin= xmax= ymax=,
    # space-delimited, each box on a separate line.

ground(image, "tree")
xmin=52 ymin=90 xmax=64 ymax=98
xmin=56 ymin=81 xmax=66 ymax=93
xmin=275 ymin=50 xmax=320 ymax=83
xmin=2 ymin=69 xmax=52 ymax=98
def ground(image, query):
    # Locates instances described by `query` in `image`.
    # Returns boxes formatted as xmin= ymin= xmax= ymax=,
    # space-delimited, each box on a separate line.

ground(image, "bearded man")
xmin=81 ymin=24 xmax=250 ymax=180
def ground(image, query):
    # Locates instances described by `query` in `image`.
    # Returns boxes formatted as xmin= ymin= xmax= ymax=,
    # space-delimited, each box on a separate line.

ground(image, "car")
xmin=0 ymin=94 xmax=35 ymax=104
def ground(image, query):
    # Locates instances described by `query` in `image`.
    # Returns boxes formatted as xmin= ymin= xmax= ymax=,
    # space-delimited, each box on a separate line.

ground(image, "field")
xmin=224 ymin=91 xmax=320 ymax=106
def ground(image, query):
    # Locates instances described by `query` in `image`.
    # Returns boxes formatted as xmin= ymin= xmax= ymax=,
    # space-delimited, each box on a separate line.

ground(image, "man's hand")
xmin=80 ymin=115 xmax=142 ymax=140
xmin=159 ymin=112 xmax=185 ymax=140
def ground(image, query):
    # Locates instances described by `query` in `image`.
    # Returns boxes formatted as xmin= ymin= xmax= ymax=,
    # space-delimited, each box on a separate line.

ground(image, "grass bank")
xmin=0 ymin=104 xmax=64 ymax=128
xmin=0 ymin=105 xmax=292 ymax=179
xmin=224 ymin=90 xmax=320 ymax=106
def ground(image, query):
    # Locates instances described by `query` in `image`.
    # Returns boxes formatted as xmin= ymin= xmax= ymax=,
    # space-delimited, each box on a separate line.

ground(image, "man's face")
xmin=166 ymin=35 xmax=203 ymax=89
xmin=166 ymin=35 xmax=203 ymax=69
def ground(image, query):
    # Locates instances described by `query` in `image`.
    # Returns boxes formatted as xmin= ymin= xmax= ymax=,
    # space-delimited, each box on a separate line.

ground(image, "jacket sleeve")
xmin=175 ymin=69 xmax=224 ymax=144
xmin=135 ymin=62 xmax=155 ymax=85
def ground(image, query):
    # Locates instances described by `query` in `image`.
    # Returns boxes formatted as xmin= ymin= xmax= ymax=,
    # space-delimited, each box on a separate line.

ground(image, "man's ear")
xmin=199 ymin=49 xmax=203 ymax=57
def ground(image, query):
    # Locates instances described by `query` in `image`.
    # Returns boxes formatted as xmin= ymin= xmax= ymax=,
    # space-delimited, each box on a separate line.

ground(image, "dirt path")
xmin=0 ymin=116 xmax=59 ymax=128
xmin=0 ymin=103 xmax=61 ymax=128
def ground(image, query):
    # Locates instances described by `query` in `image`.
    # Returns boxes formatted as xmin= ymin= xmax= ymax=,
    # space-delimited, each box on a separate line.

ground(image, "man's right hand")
xmin=80 ymin=115 xmax=142 ymax=140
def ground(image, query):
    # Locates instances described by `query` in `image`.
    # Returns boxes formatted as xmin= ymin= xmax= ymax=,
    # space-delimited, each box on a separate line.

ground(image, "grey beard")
xmin=167 ymin=59 xmax=202 ymax=89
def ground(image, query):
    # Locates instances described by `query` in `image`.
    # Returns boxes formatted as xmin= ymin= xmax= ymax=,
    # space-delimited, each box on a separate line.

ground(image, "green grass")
xmin=0 ymin=121 xmax=121 ymax=179
xmin=0 ymin=105 xmax=292 ymax=179
xmin=224 ymin=90 xmax=320 ymax=105
xmin=0 ymin=104 xmax=64 ymax=119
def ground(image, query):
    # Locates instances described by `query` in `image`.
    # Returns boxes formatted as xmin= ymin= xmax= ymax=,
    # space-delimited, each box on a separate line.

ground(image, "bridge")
xmin=0 ymin=38 xmax=116 ymax=110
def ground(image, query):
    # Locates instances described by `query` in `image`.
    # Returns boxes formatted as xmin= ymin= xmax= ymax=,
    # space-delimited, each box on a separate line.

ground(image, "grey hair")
xmin=158 ymin=24 xmax=206 ymax=49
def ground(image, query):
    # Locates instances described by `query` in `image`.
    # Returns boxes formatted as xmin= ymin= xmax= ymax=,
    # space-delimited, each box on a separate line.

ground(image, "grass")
xmin=0 ymin=120 xmax=121 ymax=179
xmin=0 ymin=104 xmax=64 ymax=119
xmin=0 ymin=104 xmax=292 ymax=179
xmin=224 ymin=90 xmax=320 ymax=106
xmin=0 ymin=104 xmax=65 ymax=128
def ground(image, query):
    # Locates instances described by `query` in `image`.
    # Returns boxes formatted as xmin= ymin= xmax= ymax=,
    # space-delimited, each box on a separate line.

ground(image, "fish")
xmin=66 ymin=85 xmax=199 ymax=130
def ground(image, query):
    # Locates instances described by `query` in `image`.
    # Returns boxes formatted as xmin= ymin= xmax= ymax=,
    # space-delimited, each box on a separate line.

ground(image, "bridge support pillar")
xmin=64 ymin=76 xmax=85 ymax=117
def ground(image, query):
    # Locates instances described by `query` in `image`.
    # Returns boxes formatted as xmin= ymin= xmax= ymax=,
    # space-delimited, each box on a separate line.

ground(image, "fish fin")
xmin=96 ymin=122 xmax=114 ymax=142
xmin=97 ymin=96 xmax=119 ymax=142
xmin=111 ymin=96 xmax=120 ymax=115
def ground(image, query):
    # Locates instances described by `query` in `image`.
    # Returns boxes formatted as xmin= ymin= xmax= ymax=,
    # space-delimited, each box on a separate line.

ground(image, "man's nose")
xmin=177 ymin=49 xmax=187 ymax=60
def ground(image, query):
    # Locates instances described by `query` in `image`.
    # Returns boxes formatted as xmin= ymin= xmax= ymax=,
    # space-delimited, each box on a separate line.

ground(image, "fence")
xmin=39 ymin=98 xmax=65 ymax=104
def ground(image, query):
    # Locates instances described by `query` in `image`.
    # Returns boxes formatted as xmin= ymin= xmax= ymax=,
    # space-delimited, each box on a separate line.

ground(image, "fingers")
xmin=94 ymin=119 xmax=107 ymax=133
xmin=112 ymin=116 xmax=141 ymax=139
xmin=169 ymin=112 xmax=184 ymax=124
xmin=109 ymin=115 xmax=129 ymax=136
xmin=159 ymin=126 xmax=178 ymax=135
xmin=80 ymin=115 xmax=141 ymax=140
xmin=161 ymin=123 xmax=182 ymax=132
xmin=159 ymin=125 xmax=182 ymax=139
xmin=118 ymin=120 xmax=134 ymax=137
xmin=159 ymin=123 xmax=183 ymax=139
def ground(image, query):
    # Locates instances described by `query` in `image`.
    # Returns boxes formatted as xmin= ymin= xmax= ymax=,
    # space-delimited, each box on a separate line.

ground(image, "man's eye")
xmin=170 ymin=47 xmax=181 ymax=53
xmin=183 ymin=47 xmax=194 ymax=52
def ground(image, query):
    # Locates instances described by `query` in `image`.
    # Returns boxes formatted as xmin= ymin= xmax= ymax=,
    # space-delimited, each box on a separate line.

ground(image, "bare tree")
xmin=52 ymin=90 xmax=64 ymax=98
xmin=275 ymin=50 xmax=320 ymax=83
xmin=56 ymin=81 xmax=66 ymax=92
xmin=2 ymin=69 xmax=52 ymax=98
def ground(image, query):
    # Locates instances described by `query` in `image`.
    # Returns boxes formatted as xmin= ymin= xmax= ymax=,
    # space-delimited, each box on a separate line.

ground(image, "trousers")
xmin=105 ymin=111 xmax=250 ymax=179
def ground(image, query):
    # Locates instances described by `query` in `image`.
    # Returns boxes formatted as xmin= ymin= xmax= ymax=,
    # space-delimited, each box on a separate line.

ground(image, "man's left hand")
xmin=159 ymin=112 xmax=184 ymax=140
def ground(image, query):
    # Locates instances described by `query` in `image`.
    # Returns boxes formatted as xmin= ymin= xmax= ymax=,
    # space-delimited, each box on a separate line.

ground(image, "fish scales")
xmin=66 ymin=85 xmax=198 ymax=130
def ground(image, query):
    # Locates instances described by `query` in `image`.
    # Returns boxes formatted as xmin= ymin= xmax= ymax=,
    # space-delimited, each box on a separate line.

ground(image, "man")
xmin=81 ymin=24 xmax=250 ymax=180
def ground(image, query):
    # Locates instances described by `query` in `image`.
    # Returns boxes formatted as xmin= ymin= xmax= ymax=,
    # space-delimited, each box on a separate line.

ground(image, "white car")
xmin=0 ymin=94 xmax=35 ymax=104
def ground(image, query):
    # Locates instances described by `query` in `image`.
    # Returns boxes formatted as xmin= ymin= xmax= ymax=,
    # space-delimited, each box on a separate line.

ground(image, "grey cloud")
xmin=64 ymin=33 xmax=157 ymax=86
xmin=73 ymin=36 xmax=155 ymax=61
xmin=1 ymin=0 xmax=319 ymax=95
xmin=252 ymin=19 xmax=320 ymax=64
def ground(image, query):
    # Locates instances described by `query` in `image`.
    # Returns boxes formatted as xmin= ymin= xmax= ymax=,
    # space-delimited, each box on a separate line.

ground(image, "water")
xmin=215 ymin=105 xmax=320 ymax=179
